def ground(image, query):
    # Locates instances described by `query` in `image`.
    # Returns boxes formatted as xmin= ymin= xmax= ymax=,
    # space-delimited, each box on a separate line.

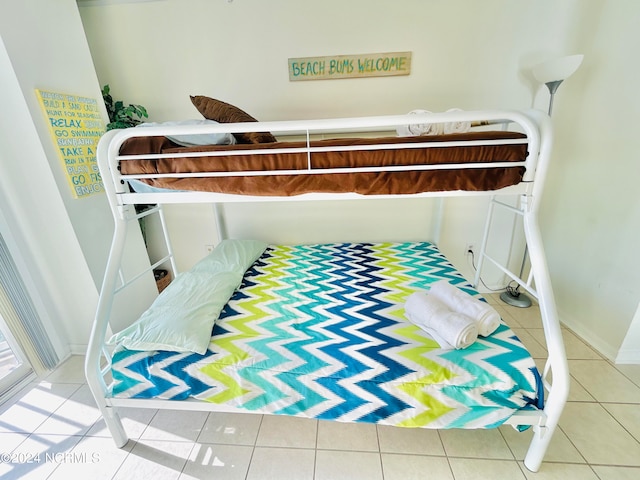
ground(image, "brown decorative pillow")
xmin=190 ymin=95 xmax=277 ymax=144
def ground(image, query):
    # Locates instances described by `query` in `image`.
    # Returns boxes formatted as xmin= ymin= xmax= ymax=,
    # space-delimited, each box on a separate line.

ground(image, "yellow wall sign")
xmin=288 ymin=51 xmax=412 ymax=81
xmin=36 ymin=89 xmax=105 ymax=198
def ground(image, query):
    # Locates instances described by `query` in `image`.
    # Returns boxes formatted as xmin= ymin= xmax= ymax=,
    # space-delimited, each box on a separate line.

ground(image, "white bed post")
xmin=521 ymin=201 xmax=569 ymax=472
xmin=84 ymin=210 xmax=129 ymax=448
xmin=85 ymin=130 xmax=130 ymax=448
xmin=213 ymin=203 xmax=228 ymax=241
xmin=431 ymin=197 xmax=445 ymax=246
xmin=521 ymin=110 xmax=569 ymax=472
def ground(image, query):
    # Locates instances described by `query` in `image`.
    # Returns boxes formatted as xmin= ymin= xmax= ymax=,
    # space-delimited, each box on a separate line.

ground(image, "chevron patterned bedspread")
xmin=111 ymin=242 xmax=543 ymax=429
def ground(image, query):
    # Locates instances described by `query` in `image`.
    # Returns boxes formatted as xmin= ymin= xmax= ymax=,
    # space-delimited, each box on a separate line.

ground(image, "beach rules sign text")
xmin=36 ymin=89 xmax=105 ymax=198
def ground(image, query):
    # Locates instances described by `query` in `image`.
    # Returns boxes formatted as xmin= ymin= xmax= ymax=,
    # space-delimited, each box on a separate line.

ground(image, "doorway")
xmin=0 ymin=312 xmax=33 ymax=403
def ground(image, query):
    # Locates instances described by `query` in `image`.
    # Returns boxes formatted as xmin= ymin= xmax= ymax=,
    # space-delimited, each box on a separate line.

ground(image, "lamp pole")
xmin=500 ymin=55 xmax=583 ymax=308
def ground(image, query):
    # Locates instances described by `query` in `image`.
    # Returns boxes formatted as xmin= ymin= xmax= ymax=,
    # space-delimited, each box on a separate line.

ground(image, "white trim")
xmin=0 ymin=370 xmax=36 ymax=407
xmin=616 ymin=349 xmax=640 ymax=365
xmin=559 ymin=311 xmax=619 ymax=362
xmin=77 ymin=0 xmax=165 ymax=7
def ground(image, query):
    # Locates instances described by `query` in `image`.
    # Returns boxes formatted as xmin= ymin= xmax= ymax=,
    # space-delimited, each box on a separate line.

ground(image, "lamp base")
xmin=500 ymin=290 xmax=532 ymax=308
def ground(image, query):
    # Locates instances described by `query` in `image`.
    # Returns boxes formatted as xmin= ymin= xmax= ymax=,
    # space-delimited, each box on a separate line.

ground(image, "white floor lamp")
xmin=500 ymin=54 xmax=584 ymax=308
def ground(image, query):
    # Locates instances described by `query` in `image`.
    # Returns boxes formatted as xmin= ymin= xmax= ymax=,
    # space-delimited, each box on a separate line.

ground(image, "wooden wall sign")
xmin=288 ymin=51 xmax=411 ymax=81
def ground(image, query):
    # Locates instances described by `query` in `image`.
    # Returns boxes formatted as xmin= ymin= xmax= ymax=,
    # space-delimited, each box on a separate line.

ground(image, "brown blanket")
xmin=119 ymin=131 xmax=528 ymax=196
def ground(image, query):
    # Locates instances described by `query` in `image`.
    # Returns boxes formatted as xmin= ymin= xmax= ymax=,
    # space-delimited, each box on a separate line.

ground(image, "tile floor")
xmin=1 ymin=294 xmax=639 ymax=479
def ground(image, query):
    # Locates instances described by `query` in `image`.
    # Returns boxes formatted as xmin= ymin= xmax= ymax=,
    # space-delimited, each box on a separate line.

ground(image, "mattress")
xmin=110 ymin=241 xmax=542 ymax=429
xmin=118 ymin=131 xmax=528 ymax=195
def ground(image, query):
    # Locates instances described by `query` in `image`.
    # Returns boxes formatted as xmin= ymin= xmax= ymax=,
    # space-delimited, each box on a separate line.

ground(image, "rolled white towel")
xmin=396 ymin=109 xmax=443 ymax=137
xmin=428 ymin=281 xmax=501 ymax=336
xmin=405 ymin=292 xmax=478 ymax=349
xmin=442 ymin=108 xmax=471 ymax=134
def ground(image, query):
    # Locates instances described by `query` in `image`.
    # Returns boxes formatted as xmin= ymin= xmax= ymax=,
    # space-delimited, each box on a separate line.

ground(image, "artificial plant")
xmin=101 ymin=84 xmax=148 ymax=130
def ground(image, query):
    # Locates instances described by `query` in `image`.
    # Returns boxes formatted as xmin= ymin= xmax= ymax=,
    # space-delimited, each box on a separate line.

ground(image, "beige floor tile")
xmin=140 ymin=409 xmax=209 ymax=442
xmin=247 ymin=447 xmax=315 ymax=480
xmin=591 ymin=465 xmax=640 ymax=480
xmin=197 ymin=412 xmax=262 ymax=446
xmin=440 ymin=428 xmax=513 ymax=459
xmin=317 ymin=419 xmax=378 ymax=452
xmin=602 ymin=403 xmax=640 ymax=441
xmin=494 ymin=305 xmax=522 ymax=328
xmin=381 ymin=453 xmax=453 ymax=480
xmin=0 ymin=432 xmax=28 ymax=452
xmin=47 ymin=436 xmax=134 ymax=480
xmin=44 ymin=355 xmax=87 ymax=384
xmin=34 ymin=385 xmax=101 ymax=436
xmin=315 ymin=450 xmax=383 ymax=480
xmin=377 ymin=425 xmax=445 ymax=456
xmin=567 ymin=375 xmax=596 ymax=402
xmin=112 ymin=439 xmax=193 ymax=480
xmin=529 ymin=329 xmax=601 ymax=360
xmin=616 ymin=364 xmax=640 ymax=387
xmin=521 ymin=462 xmax=599 ymax=479
xmin=559 ymin=402 xmax=640 ymax=466
xmin=255 ymin=414 xmax=317 ymax=448
xmin=500 ymin=303 xmax=543 ymax=329
xmin=486 ymin=293 xmax=503 ymax=306
xmin=448 ymin=458 xmax=525 ymax=480
xmin=181 ymin=443 xmax=253 ymax=480
xmin=568 ymin=360 xmax=640 ymax=403
xmin=0 ymin=433 xmax=83 ymax=480
xmin=510 ymin=328 xmax=547 ymax=358
xmin=0 ymin=382 xmax=81 ymax=433
xmin=86 ymin=407 xmax=157 ymax=440
xmin=499 ymin=425 xmax=585 ymax=463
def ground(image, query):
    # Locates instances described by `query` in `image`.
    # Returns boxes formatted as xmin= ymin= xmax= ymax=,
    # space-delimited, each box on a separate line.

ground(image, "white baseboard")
xmin=69 ymin=344 xmax=89 ymax=356
xmin=559 ymin=309 xmax=619 ymax=362
xmin=615 ymin=348 xmax=640 ymax=365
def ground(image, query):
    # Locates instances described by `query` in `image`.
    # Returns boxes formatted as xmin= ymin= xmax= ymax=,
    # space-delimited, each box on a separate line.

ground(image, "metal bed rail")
xmin=85 ymin=109 xmax=567 ymax=473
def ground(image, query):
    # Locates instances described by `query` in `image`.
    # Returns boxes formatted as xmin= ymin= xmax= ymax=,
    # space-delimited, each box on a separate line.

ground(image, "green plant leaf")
xmin=101 ymin=84 xmax=149 ymax=129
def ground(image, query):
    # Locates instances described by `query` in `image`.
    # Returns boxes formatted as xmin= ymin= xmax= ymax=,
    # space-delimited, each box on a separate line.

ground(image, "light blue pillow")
xmin=191 ymin=239 xmax=269 ymax=275
xmin=136 ymin=119 xmax=236 ymax=147
xmin=108 ymin=239 xmax=267 ymax=354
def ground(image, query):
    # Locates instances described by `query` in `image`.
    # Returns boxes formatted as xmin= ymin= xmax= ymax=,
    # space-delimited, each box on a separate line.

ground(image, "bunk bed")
xmin=85 ymin=104 xmax=568 ymax=473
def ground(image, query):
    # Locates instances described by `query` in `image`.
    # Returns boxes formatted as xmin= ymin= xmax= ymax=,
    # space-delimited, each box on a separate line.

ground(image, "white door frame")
xmin=0 ymin=313 xmax=34 ymax=404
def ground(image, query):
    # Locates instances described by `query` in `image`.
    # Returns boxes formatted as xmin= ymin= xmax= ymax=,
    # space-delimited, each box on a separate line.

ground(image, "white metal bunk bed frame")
xmin=85 ymin=109 xmax=568 ymax=472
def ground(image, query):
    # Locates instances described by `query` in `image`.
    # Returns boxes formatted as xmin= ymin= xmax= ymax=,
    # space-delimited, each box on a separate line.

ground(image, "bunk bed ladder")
xmin=474 ymin=195 xmax=535 ymax=299
xmin=86 ymin=202 xmax=179 ymax=449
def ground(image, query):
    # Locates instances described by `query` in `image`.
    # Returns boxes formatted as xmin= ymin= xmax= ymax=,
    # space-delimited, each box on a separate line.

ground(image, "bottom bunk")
xmin=105 ymin=240 xmax=543 ymax=431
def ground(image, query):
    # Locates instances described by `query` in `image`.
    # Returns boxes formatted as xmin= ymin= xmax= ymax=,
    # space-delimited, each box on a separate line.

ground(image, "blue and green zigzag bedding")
xmin=111 ymin=242 xmax=542 ymax=429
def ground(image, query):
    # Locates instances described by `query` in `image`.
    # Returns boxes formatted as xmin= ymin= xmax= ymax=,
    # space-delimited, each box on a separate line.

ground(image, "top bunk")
xmin=96 ymin=100 xmax=552 ymax=212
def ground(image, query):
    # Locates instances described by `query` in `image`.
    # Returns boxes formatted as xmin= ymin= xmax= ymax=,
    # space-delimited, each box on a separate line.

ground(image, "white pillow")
xmin=107 ymin=239 xmax=267 ymax=354
xmin=137 ymin=119 xmax=236 ymax=147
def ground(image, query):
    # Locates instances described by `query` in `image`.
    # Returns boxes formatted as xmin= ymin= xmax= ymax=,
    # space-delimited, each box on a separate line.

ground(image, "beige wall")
xmin=0 ymin=0 xmax=155 ymax=355
xmin=77 ymin=0 xmax=639 ymax=361
xmin=79 ymin=0 xmax=569 ymax=279
xmin=538 ymin=0 xmax=640 ymax=361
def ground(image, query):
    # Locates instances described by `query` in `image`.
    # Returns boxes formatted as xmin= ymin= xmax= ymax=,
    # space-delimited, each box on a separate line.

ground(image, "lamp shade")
xmin=532 ymin=54 xmax=584 ymax=84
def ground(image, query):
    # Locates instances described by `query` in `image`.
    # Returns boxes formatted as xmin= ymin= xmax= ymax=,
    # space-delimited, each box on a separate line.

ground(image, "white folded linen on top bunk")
xmin=404 ymin=291 xmax=478 ymax=349
xmin=396 ymin=108 xmax=471 ymax=137
xmin=396 ymin=109 xmax=444 ymax=137
xmin=429 ymin=280 xmax=501 ymax=336
xmin=443 ymin=108 xmax=472 ymax=134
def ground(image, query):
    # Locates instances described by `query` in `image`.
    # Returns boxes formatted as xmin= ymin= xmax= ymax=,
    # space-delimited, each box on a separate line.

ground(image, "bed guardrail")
xmin=86 ymin=108 xmax=567 ymax=473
